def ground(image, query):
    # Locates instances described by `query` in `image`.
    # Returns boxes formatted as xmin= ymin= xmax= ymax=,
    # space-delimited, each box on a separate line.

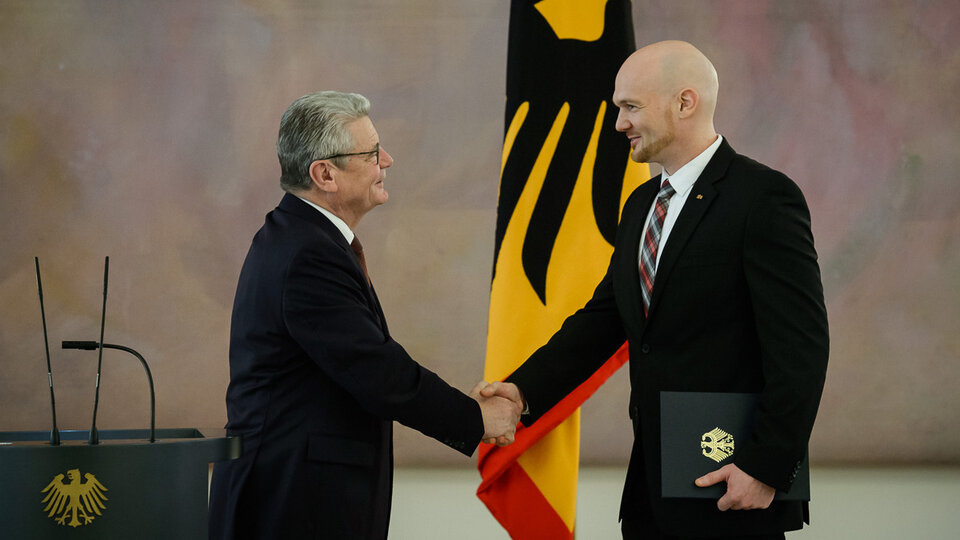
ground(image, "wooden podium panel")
xmin=0 ymin=428 xmax=240 ymax=540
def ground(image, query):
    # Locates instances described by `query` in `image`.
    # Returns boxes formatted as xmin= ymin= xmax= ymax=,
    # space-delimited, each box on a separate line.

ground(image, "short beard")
xmin=635 ymin=131 xmax=675 ymax=164
xmin=633 ymin=108 xmax=676 ymax=164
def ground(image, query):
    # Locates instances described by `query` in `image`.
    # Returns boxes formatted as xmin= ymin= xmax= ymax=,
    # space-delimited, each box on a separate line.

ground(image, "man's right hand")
xmin=470 ymin=382 xmax=522 ymax=446
xmin=479 ymin=381 xmax=524 ymax=410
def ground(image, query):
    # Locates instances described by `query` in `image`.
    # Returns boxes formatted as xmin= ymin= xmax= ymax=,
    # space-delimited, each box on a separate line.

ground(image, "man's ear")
xmin=308 ymin=160 xmax=338 ymax=193
xmin=677 ymin=88 xmax=699 ymax=118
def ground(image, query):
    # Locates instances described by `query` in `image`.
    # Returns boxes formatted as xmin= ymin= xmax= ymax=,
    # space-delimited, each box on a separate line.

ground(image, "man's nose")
xmin=379 ymin=147 xmax=394 ymax=168
xmin=615 ymin=109 xmax=629 ymax=132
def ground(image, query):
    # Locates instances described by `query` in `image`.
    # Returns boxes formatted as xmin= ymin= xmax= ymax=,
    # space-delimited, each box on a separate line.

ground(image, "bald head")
xmin=621 ymin=41 xmax=718 ymax=122
xmin=613 ymin=41 xmax=720 ymax=172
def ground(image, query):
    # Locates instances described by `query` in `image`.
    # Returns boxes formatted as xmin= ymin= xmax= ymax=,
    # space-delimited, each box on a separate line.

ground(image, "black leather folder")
xmin=660 ymin=391 xmax=810 ymax=500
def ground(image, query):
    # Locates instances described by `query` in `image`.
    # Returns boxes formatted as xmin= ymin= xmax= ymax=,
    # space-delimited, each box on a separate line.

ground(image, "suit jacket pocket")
xmin=307 ymin=435 xmax=377 ymax=538
xmin=674 ymin=253 xmax=739 ymax=269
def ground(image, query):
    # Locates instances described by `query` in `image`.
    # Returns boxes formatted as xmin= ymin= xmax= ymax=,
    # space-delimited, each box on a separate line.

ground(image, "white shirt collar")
xmin=296 ymin=196 xmax=355 ymax=244
xmin=660 ymin=134 xmax=723 ymax=196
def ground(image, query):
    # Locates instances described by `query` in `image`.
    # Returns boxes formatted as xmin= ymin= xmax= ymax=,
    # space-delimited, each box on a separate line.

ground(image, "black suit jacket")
xmin=209 ymin=194 xmax=484 ymax=539
xmin=508 ymin=140 xmax=828 ymax=536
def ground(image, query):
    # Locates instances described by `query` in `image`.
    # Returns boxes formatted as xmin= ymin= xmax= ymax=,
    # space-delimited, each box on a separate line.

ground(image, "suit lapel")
xmin=646 ymin=140 xmax=736 ymax=317
xmin=616 ymin=176 xmax=660 ymax=327
xmin=368 ymin=285 xmax=389 ymax=336
xmin=277 ymin=194 xmax=389 ymax=334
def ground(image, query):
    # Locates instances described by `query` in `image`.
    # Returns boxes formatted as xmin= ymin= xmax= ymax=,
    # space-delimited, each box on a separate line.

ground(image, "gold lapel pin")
xmin=696 ymin=194 xmax=703 ymax=200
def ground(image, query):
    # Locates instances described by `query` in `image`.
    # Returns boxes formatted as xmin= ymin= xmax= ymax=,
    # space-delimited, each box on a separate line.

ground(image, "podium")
xmin=0 ymin=428 xmax=240 ymax=540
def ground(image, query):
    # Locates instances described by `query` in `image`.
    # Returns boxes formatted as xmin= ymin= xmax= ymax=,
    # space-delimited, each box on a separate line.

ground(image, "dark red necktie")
xmin=351 ymin=236 xmax=371 ymax=285
xmin=639 ymin=180 xmax=676 ymax=316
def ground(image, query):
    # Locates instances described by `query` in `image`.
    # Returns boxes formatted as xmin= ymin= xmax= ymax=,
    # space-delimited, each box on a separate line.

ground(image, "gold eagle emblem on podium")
xmin=40 ymin=468 xmax=109 ymax=527
xmin=701 ymin=427 xmax=736 ymax=463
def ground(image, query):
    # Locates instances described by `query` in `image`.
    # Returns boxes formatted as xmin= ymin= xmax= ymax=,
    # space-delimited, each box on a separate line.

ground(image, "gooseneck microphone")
xmin=88 ymin=256 xmax=109 ymax=445
xmin=34 ymin=257 xmax=60 ymax=446
xmin=63 ymin=341 xmax=156 ymax=443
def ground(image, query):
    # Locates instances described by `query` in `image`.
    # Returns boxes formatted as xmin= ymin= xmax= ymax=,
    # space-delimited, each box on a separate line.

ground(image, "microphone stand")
xmin=63 ymin=341 xmax=156 ymax=443
xmin=34 ymin=257 xmax=60 ymax=446
xmin=89 ymin=256 xmax=109 ymax=444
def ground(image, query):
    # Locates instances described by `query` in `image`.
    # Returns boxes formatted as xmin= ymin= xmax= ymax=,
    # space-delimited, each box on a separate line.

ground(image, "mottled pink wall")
xmin=626 ymin=1 xmax=960 ymax=464
xmin=1 ymin=0 xmax=957 ymax=465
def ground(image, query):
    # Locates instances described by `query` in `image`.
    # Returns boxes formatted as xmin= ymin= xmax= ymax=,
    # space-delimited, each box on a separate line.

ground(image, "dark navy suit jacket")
xmin=508 ymin=140 xmax=829 ymax=536
xmin=209 ymin=194 xmax=483 ymax=539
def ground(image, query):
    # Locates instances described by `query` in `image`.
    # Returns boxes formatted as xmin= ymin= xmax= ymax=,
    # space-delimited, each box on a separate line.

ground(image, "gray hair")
xmin=277 ymin=91 xmax=371 ymax=192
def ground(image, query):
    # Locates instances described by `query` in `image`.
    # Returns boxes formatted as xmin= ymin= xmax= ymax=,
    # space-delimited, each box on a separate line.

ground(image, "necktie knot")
xmin=659 ymin=180 xmax=676 ymax=201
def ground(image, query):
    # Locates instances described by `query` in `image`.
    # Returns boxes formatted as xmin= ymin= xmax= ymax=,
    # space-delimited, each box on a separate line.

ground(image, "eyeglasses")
xmin=318 ymin=143 xmax=380 ymax=166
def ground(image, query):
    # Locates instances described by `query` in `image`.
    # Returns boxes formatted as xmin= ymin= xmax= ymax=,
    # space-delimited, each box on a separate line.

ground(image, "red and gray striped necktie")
xmin=639 ymin=180 xmax=676 ymax=316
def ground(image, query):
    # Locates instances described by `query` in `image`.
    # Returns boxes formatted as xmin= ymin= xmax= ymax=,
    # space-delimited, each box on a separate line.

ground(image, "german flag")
xmin=477 ymin=0 xmax=647 ymax=537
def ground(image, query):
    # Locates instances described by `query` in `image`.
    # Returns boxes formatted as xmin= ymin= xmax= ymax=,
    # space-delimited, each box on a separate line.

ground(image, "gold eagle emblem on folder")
xmin=701 ymin=427 xmax=735 ymax=463
xmin=41 ymin=468 xmax=109 ymax=527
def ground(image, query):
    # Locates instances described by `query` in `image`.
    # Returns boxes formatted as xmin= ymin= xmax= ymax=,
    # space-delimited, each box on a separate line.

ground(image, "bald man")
xmin=483 ymin=41 xmax=828 ymax=538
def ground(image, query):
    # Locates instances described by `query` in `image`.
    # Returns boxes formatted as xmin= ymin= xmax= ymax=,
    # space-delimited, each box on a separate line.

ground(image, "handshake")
xmin=470 ymin=381 xmax=524 ymax=447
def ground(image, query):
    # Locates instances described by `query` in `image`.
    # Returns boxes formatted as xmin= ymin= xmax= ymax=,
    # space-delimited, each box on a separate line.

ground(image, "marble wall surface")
xmin=1 ymin=0 xmax=957 ymax=465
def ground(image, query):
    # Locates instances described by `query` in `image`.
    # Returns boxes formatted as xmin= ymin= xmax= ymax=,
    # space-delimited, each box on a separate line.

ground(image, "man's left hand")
xmin=695 ymin=464 xmax=775 ymax=511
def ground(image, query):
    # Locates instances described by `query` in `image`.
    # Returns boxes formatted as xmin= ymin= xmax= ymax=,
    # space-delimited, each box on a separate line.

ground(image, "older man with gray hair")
xmin=208 ymin=91 xmax=521 ymax=540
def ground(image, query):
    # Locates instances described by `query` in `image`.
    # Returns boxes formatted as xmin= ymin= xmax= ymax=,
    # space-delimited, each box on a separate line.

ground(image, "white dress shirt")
xmin=297 ymin=196 xmax=355 ymax=244
xmin=639 ymin=134 xmax=723 ymax=270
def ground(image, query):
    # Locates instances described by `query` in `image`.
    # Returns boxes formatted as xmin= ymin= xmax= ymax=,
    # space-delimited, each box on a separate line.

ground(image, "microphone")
xmin=88 ymin=256 xmax=109 ymax=445
xmin=62 ymin=341 xmax=99 ymax=350
xmin=34 ymin=258 xmax=60 ymax=446
xmin=63 ymin=341 xmax=156 ymax=443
